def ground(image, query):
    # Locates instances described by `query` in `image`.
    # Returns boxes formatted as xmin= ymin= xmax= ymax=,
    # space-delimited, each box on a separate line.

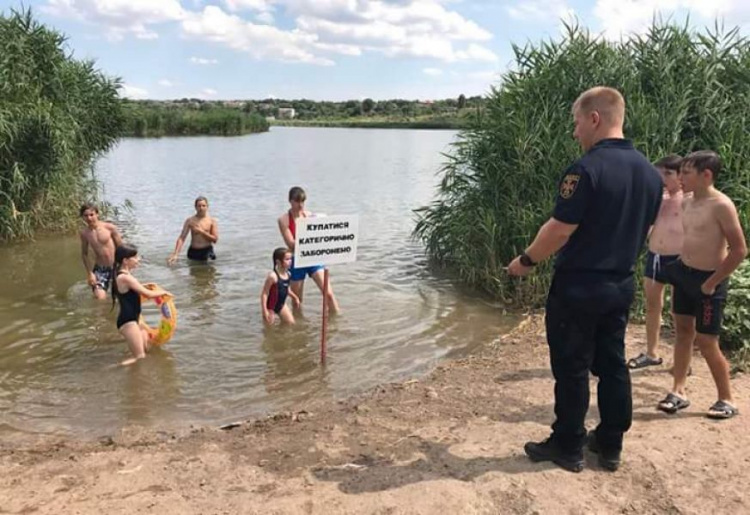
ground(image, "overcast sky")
xmin=2 ymin=0 xmax=748 ymax=100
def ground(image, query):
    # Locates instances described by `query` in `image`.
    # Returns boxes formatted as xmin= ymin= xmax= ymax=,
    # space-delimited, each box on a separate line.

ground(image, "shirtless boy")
xmin=629 ymin=155 xmax=683 ymax=369
xmin=657 ymin=151 xmax=747 ymax=419
xmin=80 ymin=202 xmax=123 ymax=300
xmin=278 ymin=186 xmax=339 ymax=313
xmin=168 ymin=196 xmax=219 ymax=265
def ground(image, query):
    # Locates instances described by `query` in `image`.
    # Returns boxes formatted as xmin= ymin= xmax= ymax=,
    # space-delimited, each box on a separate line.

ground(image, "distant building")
xmin=277 ymin=107 xmax=296 ymax=119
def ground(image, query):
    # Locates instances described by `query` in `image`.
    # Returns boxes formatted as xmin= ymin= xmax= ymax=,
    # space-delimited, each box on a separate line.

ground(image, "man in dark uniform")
xmin=507 ymin=86 xmax=663 ymax=472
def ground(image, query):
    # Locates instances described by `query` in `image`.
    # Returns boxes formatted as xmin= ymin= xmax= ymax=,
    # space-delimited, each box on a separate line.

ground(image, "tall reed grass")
xmin=415 ymin=21 xmax=750 ymax=312
xmin=0 ymin=9 xmax=123 ymax=241
xmin=121 ymin=104 xmax=269 ymax=137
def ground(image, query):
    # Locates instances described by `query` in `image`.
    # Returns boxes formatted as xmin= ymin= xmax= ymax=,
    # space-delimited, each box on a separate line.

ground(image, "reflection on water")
xmin=0 ymin=127 xmax=517 ymax=438
xmin=261 ymin=323 xmax=328 ymax=402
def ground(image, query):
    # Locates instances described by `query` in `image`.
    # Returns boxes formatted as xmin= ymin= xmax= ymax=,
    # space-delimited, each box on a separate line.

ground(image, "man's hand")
xmin=507 ymin=256 xmax=533 ymax=277
xmin=167 ymin=254 xmax=177 ymax=266
xmin=701 ymin=281 xmax=716 ymax=296
xmin=87 ymin=272 xmax=97 ymax=287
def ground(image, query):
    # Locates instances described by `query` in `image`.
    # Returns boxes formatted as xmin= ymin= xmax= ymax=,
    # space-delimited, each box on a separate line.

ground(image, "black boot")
xmin=586 ymin=431 xmax=620 ymax=471
xmin=524 ymin=437 xmax=584 ymax=473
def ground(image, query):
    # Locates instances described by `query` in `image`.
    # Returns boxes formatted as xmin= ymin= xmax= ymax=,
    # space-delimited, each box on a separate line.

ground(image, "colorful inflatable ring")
xmin=138 ymin=283 xmax=177 ymax=346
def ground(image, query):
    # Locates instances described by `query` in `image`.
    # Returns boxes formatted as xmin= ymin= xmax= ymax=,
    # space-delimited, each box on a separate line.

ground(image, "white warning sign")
xmin=294 ymin=214 xmax=359 ymax=268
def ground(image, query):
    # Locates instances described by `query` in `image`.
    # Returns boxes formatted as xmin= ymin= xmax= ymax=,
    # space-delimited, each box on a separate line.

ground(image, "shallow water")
xmin=0 ymin=127 xmax=516 ymax=438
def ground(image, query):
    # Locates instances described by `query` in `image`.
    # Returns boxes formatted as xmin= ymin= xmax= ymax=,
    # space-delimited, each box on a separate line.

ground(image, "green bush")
xmin=0 ymin=9 xmax=123 ymax=240
xmin=414 ymin=21 xmax=750 ymax=309
xmin=723 ymin=260 xmax=750 ymax=357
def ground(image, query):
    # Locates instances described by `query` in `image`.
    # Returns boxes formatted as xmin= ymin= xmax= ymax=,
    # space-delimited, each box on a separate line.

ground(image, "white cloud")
xmin=423 ymin=67 xmax=444 ymax=76
xmin=182 ymin=6 xmax=334 ymax=65
xmin=202 ymin=88 xmax=218 ymax=96
xmin=507 ymin=0 xmax=575 ymax=22
xmin=223 ymin=0 xmax=275 ymax=12
xmin=158 ymin=79 xmax=174 ymax=87
xmin=256 ymin=11 xmax=276 ymax=24
xmin=593 ymin=0 xmax=750 ymax=39
xmin=290 ymin=0 xmax=496 ymax=62
xmin=181 ymin=2 xmax=496 ymax=64
xmin=43 ymin=0 xmax=185 ymax=40
xmin=45 ymin=0 xmax=499 ymax=65
xmin=454 ymin=43 xmax=498 ymax=62
xmin=120 ymin=84 xmax=149 ymax=99
xmin=190 ymin=56 xmax=219 ymax=65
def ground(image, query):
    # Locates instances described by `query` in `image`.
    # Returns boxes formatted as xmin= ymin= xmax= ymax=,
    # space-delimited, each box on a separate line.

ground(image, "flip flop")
xmin=657 ymin=393 xmax=690 ymax=414
xmin=628 ymin=353 xmax=663 ymax=369
xmin=706 ymin=400 xmax=738 ymax=420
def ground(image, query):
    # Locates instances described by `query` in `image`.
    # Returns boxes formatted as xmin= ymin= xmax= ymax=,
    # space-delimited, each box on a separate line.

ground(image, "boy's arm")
xmin=80 ymin=233 xmax=96 ymax=286
xmin=108 ymin=223 xmax=123 ymax=248
xmin=168 ymin=219 xmax=191 ymax=264
xmin=278 ymin=215 xmax=295 ymax=249
xmin=702 ymin=200 xmax=748 ymax=293
xmin=190 ymin=218 xmax=219 ymax=243
xmin=208 ymin=218 xmax=219 ymax=244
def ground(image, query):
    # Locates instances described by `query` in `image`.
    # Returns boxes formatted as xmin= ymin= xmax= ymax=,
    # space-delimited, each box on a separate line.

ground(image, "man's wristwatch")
xmin=520 ymin=252 xmax=537 ymax=267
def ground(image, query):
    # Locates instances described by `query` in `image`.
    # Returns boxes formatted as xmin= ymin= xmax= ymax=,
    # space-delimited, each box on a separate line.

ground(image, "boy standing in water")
xmin=657 ymin=151 xmax=747 ymax=419
xmin=168 ymin=196 xmax=219 ymax=264
xmin=629 ymin=155 xmax=683 ymax=370
xmin=278 ymin=186 xmax=340 ymax=312
xmin=80 ymin=202 xmax=123 ymax=300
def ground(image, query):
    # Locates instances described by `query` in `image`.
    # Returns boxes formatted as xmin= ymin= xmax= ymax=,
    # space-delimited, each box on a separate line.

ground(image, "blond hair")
xmin=572 ymin=87 xmax=625 ymax=126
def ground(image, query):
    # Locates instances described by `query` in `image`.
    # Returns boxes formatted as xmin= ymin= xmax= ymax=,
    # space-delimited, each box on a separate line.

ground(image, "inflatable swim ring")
xmin=139 ymin=283 xmax=177 ymax=346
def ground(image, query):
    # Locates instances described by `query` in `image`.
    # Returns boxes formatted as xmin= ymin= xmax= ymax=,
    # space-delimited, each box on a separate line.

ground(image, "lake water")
xmin=0 ymin=127 xmax=515 ymax=438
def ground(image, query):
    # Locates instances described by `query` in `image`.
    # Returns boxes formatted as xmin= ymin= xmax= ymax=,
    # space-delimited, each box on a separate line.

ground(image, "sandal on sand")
xmin=628 ymin=353 xmax=663 ymax=370
xmin=657 ymin=393 xmax=690 ymax=414
xmin=706 ymin=400 xmax=738 ymax=420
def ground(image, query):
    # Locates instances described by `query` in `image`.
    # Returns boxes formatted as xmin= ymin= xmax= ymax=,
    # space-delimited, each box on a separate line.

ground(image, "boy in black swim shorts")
xmin=168 ymin=196 xmax=219 ymax=265
xmin=657 ymin=151 xmax=747 ymax=420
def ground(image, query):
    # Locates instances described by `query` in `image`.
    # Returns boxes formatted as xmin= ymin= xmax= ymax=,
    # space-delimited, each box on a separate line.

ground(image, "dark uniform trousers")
xmin=545 ymin=271 xmax=635 ymax=454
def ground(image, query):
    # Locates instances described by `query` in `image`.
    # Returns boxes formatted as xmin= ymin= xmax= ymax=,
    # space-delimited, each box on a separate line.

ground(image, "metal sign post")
xmin=294 ymin=214 xmax=359 ymax=364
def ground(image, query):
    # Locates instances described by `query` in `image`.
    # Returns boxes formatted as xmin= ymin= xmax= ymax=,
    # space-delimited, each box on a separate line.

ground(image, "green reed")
xmin=0 ymin=9 xmax=124 ymax=241
xmin=121 ymin=103 xmax=270 ymax=137
xmin=414 ymin=21 xmax=750 ymax=313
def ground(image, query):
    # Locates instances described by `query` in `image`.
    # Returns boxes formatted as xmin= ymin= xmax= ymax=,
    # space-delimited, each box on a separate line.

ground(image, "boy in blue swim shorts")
xmin=628 ymin=155 xmax=683 ymax=370
xmin=278 ymin=186 xmax=340 ymax=313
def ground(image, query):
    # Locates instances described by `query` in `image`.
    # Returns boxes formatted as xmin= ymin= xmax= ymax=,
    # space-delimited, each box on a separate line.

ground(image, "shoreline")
xmin=2 ymin=315 xmax=747 ymax=514
xmin=270 ymin=119 xmax=466 ymax=130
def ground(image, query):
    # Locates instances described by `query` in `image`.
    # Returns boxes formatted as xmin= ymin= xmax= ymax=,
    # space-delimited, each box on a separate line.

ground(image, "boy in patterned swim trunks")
xmin=79 ymin=202 xmax=123 ymax=300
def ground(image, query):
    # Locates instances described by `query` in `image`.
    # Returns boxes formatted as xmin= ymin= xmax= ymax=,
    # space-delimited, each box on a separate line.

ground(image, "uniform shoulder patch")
xmin=560 ymin=174 xmax=581 ymax=199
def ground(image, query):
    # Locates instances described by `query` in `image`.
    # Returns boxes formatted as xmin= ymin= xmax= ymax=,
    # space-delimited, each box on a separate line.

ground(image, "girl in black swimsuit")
xmin=111 ymin=244 xmax=170 ymax=365
xmin=260 ymin=247 xmax=300 ymax=325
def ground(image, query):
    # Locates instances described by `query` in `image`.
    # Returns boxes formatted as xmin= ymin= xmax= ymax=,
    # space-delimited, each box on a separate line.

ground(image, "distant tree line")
xmin=123 ymin=95 xmax=486 ymax=122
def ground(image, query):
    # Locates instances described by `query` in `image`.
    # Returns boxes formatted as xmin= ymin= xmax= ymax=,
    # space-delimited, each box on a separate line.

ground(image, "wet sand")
xmin=1 ymin=316 xmax=747 ymax=514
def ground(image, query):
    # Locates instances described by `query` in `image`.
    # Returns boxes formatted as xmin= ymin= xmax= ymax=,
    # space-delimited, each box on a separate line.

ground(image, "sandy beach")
xmin=1 ymin=315 xmax=747 ymax=515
